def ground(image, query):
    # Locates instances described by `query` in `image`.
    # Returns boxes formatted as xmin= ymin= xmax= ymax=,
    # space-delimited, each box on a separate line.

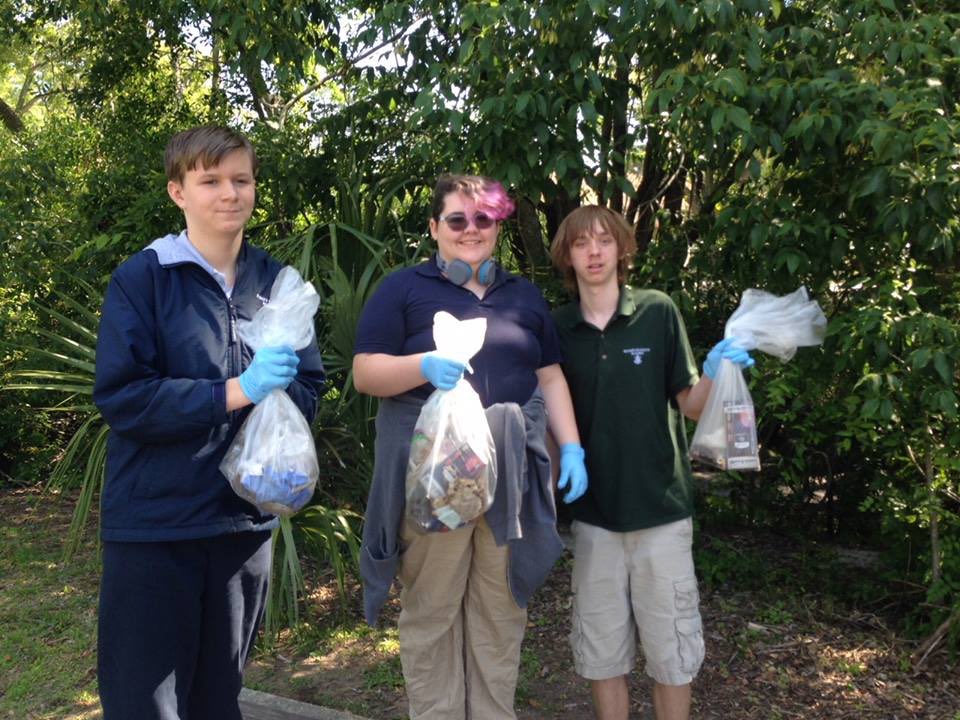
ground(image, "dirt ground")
xmin=4 ymin=485 xmax=956 ymax=719
xmin=245 ymin=529 xmax=960 ymax=720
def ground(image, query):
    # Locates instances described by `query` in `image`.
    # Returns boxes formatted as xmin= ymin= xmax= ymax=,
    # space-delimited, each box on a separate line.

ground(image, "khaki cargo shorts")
xmin=569 ymin=518 xmax=705 ymax=686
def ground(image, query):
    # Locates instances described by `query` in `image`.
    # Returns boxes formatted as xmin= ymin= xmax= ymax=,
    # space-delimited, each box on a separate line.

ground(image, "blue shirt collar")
xmin=146 ymin=231 xmax=234 ymax=297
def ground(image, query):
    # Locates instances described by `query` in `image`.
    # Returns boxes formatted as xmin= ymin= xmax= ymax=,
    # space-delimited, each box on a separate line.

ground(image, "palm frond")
xmin=62 ymin=422 xmax=109 ymax=559
xmin=3 ymin=342 xmax=96 ymax=372
xmin=263 ymin=516 xmax=307 ymax=640
xmin=4 ymin=283 xmax=107 ymax=559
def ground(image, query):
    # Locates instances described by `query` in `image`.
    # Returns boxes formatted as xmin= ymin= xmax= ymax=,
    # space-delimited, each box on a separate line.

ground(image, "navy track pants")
xmin=97 ymin=530 xmax=272 ymax=720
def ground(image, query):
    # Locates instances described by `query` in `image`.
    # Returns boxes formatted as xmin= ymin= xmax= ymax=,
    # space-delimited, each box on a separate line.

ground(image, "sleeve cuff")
xmin=211 ymin=381 xmax=229 ymax=423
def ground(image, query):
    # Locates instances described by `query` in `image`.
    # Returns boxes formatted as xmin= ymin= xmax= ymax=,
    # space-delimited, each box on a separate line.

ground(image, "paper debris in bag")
xmin=405 ymin=312 xmax=497 ymax=532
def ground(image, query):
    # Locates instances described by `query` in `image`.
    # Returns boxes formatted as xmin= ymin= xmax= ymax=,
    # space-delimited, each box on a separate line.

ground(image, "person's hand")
xmin=420 ymin=352 xmax=466 ymax=390
xmin=238 ymin=345 xmax=299 ymax=404
xmin=703 ymin=338 xmax=754 ymax=380
xmin=558 ymin=443 xmax=588 ymax=504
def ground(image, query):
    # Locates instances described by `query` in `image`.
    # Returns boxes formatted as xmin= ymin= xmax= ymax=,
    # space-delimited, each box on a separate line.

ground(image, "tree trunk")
xmin=664 ymin=168 xmax=686 ymax=222
xmin=926 ymin=443 xmax=942 ymax=586
xmin=609 ymin=59 xmax=629 ymax=214
xmin=239 ymin=50 xmax=270 ymax=121
xmin=514 ymin=195 xmax=548 ymax=272
xmin=16 ymin=65 xmax=37 ymax=114
xmin=209 ymin=32 xmax=223 ymax=118
xmin=597 ymin=108 xmax=612 ymax=207
xmin=627 ymin=126 xmax=665 ymax=256
xmin=0 ymin=97 xmax=25 ymax=133
xmin=542 ymin=184 xmax=580 ymax=245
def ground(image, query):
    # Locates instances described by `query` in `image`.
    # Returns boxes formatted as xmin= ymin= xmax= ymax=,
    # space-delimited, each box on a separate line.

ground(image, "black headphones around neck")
xmin=436 ymin=254 xmax=497 ymax=287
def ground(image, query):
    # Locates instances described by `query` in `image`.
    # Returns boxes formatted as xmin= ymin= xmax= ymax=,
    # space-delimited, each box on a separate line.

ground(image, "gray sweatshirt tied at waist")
xmin=359 ymin=389 xmax=564 ymax=625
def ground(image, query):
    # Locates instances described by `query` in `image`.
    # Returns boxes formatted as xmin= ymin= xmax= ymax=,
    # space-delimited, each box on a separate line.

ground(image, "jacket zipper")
xmin=227 ymin=265 xmax=242 ymax=421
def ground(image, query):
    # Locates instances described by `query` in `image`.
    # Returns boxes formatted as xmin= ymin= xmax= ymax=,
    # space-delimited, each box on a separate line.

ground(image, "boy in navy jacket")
xmin=93 ymin=125 xmax=325 ymax=719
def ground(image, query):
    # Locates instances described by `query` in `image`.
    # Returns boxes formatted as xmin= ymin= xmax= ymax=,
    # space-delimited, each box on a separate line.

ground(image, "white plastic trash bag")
xmin=220 ymin=267 xmax=321 ymax=516
xmin=690 ymin=286 xmax=826 ymax=471
xmin=406 ymin=312 xmax=497 ymax=532
xmin=725 ymin=287 xmax=828 ymax=361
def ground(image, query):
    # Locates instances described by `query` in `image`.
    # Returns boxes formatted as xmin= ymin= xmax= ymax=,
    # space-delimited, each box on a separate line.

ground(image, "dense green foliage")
xmin=1 ymin=0 xmax=957 ymax=649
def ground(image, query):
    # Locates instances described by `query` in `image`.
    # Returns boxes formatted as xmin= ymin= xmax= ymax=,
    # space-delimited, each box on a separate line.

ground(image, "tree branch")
xmin=278 ymin=18 xmax=426 ymax=125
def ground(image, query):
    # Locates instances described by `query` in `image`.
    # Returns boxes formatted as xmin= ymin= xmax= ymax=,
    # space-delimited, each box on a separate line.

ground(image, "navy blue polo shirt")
xmin=354 ymin=257 xmax=562 ymax=407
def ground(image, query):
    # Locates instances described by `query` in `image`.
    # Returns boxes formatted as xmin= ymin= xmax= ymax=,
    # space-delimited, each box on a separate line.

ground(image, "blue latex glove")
xmin=703 ymin=338 xmax=755 ymax=380
xmin=420 ymin=352 xmax=467 ymax=391
xmin=238 ymin=345 xmax=299 ymax=404
xmin=558 ymin=443 xmax=588 ymax=504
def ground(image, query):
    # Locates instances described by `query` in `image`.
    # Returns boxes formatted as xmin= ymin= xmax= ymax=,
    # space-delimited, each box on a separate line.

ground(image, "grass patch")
xmin=0 ymin=488 xmax=101 ymax=720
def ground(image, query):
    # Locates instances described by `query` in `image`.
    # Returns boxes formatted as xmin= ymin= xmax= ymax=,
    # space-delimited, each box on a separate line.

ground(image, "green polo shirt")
xmin=553 ymin=287 xmax=698 ymax=532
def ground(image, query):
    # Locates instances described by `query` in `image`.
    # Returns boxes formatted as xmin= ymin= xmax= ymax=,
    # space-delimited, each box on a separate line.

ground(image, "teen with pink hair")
xmin=353 ymin=173 xmax=587 ymax=719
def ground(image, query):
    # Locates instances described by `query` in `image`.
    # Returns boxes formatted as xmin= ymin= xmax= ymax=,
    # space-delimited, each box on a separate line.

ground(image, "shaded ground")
xmin=247 ymin=528 xmax=960 ymax=720
xmin=0 ymin=487 xmax=101 ymax=720
xmin=2 ymin=486 xmax=957 ymax=719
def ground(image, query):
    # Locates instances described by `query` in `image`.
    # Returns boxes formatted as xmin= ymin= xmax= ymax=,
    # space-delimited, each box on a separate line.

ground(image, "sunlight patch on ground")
xmin=296 ymin=631 xmax=399 ymax=676
xmin=60 ymin=691 xmax=101 ymax=720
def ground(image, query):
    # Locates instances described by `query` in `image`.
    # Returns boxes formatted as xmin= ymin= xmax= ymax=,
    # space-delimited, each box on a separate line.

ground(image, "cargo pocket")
xmin=674 ymin=577 xmax=704 ymax=675
xmin=673 ymin=576 xmax=700 ymax=612
xmin=675 ymin=616 xmax=704 ymax=675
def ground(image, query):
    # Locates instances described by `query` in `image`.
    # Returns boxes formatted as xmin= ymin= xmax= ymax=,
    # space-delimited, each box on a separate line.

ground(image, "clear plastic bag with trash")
xmin=219 ymin=266 xmax=320 ymax=516
xmin=406 ymin=311 xmax=497 ymax=532
xmin=689 ymin=286 xmax=827 ymax=471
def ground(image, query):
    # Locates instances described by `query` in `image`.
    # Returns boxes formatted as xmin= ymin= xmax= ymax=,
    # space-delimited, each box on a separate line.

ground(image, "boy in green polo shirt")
xmin=549 ymin=205 xmax=753 ymax=720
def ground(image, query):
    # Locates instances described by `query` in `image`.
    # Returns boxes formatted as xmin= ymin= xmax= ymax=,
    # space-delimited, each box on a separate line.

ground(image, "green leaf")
xmin=885 ymin=42 xmax=900 ymax=66
xmin=933 ymin=352 xmax=951 ymax=383
xmin=727 ymin=106 xmax=752 ymax=133
xmin=911 ymin=347 xmax=931 ymax=369
xmin=879 ymin=399 xmax=893 ymax=420
xmin=745 ymin=42 xmax=762 ymax=72
xmin=414 ymin=90 xmax=433 ymax=111
xmin=769 ymin=130 xmax=784 ymax=155
xmin=711 ymin=107 xmax=725 ymax=134
xmin=459 ymin=37 xmax=474 ymax=63
xmin=937 ymin=390 xmax=957 ymax=417
xmin=830 ymin=236 xmax=846 ymax=265
xmin=580 ymin=101 xmax=598 ymax=123
xmin=717 ymin=68 xmax=747 ymax=97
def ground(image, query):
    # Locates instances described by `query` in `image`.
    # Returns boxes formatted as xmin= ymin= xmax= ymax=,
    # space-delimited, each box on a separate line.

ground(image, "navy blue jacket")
xmin=93 ymin=236 xmax=325 ymax=542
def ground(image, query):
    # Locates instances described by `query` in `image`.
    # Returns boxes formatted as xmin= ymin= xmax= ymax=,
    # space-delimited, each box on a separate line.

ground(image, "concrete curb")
xmin=240 ymin=687 xmax=372 ymax=720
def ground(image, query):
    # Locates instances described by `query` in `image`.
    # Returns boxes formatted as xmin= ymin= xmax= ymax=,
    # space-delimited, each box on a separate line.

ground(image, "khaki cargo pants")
xmin=398 ymin=516 xmax=527 ymax=719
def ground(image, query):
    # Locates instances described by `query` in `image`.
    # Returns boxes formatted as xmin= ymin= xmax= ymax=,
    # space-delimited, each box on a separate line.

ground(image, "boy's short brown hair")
xmin=550 ymin=205 xmax=637 ymax=291
xmin=164 ymin=125 xmax=258 ymax=184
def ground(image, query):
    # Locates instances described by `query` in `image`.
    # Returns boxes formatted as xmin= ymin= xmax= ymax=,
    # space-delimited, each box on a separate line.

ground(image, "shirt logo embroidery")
xmin=623 ymin=347 xmax=650 ymax=365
